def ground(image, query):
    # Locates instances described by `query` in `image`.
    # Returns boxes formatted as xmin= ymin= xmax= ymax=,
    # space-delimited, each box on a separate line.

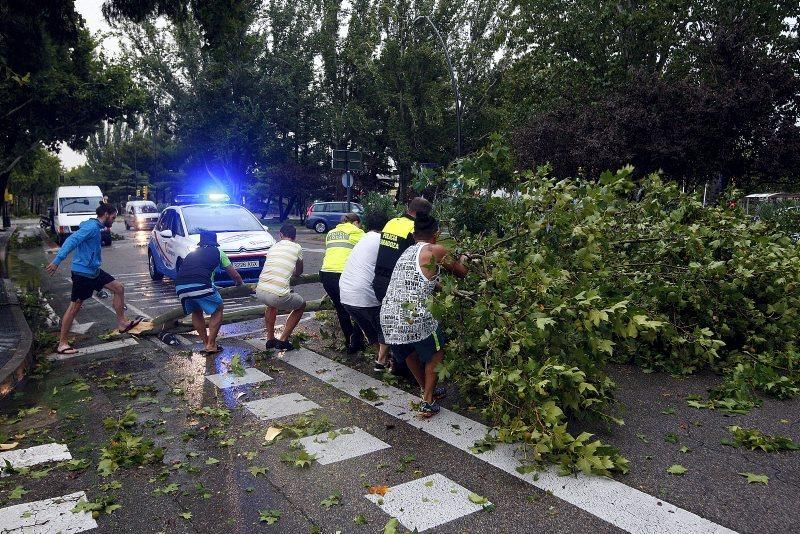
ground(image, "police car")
xmin=147 ymin=194 xmax=276 ymax=286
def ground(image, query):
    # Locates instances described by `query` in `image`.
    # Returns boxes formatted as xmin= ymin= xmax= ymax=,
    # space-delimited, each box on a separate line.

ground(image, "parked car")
xmin=147 ymin=202 xmax=276 ymax=286
xmin=124 ymin=200 xmax=160 ymax=230
xmin=305 ymin=201 xmax=364 ymax=233
xmin=51 ymin=185 xmax=112 ymax=246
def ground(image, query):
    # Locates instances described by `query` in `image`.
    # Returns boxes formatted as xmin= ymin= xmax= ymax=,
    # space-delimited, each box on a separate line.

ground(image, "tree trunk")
xmin=397 ymin=162 xmax=412 ymax=203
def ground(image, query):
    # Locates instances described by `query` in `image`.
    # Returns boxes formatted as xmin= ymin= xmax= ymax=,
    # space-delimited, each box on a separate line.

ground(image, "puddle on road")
xmin=6 ymin=250 xmax=43 ymax=292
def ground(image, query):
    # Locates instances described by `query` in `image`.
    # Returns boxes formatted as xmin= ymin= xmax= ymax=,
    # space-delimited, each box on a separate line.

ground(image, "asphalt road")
xmin=2 ymin=220 xmax=799 ymax=533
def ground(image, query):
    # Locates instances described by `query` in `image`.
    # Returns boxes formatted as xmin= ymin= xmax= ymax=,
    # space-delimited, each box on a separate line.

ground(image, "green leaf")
xmin=228 ymin=354 xmax=246 ymax=377
xmin=248 ymin=466 xmax=268 ymax=477
xmin=383 ymin=517 xmax=399 ymax=534
xmin=205 ymin=457 xmax=220 ymax=465
xmin=9 ymin=485 xmax=28 ymax=499
xmin=666 ymin=464 xmax=687 ymax=476
xmin=179 ymin=511 xmax=192 ymax=520
xmin=259 ymin=509 xmax=281 ymax=524
xmin=353 ymin=514 xmax=367 ymax=525
xmin=468 ymin=492 xmax=489 ymax=505
xmin=320 ymin=491 xmax=342 ymax=509
xmin=738 ymin=472 xmax=768 ymax=484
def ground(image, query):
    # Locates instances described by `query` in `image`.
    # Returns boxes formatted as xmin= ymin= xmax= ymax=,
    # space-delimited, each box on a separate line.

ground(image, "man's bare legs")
xmin=404 ymin=350 xmax=444 ymax=403
xmin=265 ymin=307 xmax=278 ymax=340
xmin=377 ymin=343 xmax=390 ymax=366
xmin=57 ymin=300 xmax=83 ymax=351
xmin=206 ymin=306 xmax=223 ymax=352
xmin=279 ymin=303 xmax=306 ymax=341
xmin=191 ymin=309 xmax=208 ymax=347
xmin=103 ymin=280 xmax=130 ymax=331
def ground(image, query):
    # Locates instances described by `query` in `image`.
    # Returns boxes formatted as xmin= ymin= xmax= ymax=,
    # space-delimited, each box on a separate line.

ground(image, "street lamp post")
xmin=414 ymin=15 xmax=462 ymax=158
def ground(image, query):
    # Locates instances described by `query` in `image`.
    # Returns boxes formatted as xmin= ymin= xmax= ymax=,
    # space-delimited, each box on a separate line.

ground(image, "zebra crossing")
xmin=205 ymin=350 xmax=492 ymax=532
xmin=0 ymin=445 xmax=97 ymax=533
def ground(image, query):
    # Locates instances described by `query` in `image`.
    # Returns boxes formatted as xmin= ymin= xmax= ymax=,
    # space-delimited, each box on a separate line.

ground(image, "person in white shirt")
xmin=255 ymin=224 xmax=305 ymax=351
xmin=340 ymin=212 xmax=391 ymax=372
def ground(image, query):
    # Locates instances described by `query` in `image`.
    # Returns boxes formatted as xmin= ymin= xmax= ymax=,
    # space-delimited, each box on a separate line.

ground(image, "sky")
xmin=58 ymin=1 xmax=118 ymax=169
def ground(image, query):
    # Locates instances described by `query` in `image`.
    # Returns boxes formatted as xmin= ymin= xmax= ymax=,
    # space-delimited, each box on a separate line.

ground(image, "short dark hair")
xmin=413 ymin=212 xmax=439 ymax=239
xmin=280 ymin=223 xmax=297 ymax=239
xmin=96 ymin=203 xmax=117 ymax=217
xmin=340 ymin=212 xmax=360 ymax=224
xmin=408 ymin=197 xmax=432 ymax=216
xmin=365 ymin=211 xmax=389 ymax=232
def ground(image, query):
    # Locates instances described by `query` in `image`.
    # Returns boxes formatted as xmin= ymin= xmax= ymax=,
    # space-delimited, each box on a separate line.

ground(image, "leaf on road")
xmin=468 ymin=492 xmax=489 ymax=505
xmin=679 ymin=446 xmax=690 ymax=453
xmin=666 ymin=464 xmax=687 ymax=476
xmin=0 ymin=442 xmax=19 ymax=451
xmin=354 ymin=514 xmax=367 ymax=525
xmin=259 ymin=509 xmax=281 ymax=524
xmin=9 ymin=486 xmax=28 ymax=499
xmin=248 ymin=466 xmax=268 ymax=477
xmin=368 ymin=485 xmax=389 ymax=496
xmin=229 ymin=354 xmax=246 ymax=377
xmin=321 ymin=491 xmax=342 ymax=509
xmin=205 ymin=457 xmax=220 ymax=465
xmin=738 ymin=472 xmax=769 ymax=485
xmin=179 ymin=512 xmax=192 ymax=520
xmin=264 ymin=427 xmax=283 ymax=442
xmin=383 ymin=517 xmax=399 ymax=534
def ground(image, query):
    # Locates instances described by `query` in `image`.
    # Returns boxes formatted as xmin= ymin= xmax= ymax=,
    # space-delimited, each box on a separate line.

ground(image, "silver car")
xmin=124 ymin=200 xmax=160 ymax=230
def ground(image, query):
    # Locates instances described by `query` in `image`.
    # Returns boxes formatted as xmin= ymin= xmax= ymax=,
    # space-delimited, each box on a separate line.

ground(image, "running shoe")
xmin=265 ymin=338 xmax=278 ymax=350
xmin=419 ymin=402 xmax=441 ymax=417
xmin=374 ymin=360 xmax=389 ymax=373
xmin=422 ymin=386 xmax=447 ymax=400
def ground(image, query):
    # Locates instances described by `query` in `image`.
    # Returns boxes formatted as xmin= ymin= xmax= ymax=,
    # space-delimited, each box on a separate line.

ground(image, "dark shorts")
xmin=344 ymin=304 xmax=384 ymax=345
xmin=390 ymin=327 xmax=447 ymax=364
xmin=71 ymin=269 xmax=115 ymax=302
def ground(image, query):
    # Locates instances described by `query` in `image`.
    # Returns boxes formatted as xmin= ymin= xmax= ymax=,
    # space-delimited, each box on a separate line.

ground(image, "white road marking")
xmin=47 ymin=338 xmax=139 ymax=361
xmin=0 ymin=444 xmax=72 ymax=474
xmin=365 ymin=473 xmax=489 ymax=532
xmin=0 ymin=491 xmax=98 ymax=533
xmin=91 ymin=292 xmax=152 ymax=321
xmin=245 ymin=341 xmax=734 ymax=534
xmin=68 ymin=321 xmax=94 ymax=335
xmin=243 ymin=393 xmax=320 ymax=421
xmin=205 ymin=368 xmax=273 ymax=389
xmin=221 ymin=312 xmax=316 ymax=338
xmin=298 ymin=426 xmax=390 ymax=465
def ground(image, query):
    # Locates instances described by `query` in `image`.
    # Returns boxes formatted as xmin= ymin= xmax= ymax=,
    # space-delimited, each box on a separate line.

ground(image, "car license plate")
xmin=232 ymin=260 xmax=260 ymax=269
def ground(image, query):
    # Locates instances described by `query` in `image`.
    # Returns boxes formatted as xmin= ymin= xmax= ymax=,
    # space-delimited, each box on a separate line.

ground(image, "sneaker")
xmin=374 ymin=361 xmax=388 ymax=373
xmin=265 ymin=338 xmax=278 ymax=350
xmin=419 ymin=402 xmax=441 ymax=417
xmin=276 ymin=339 xmax=295 ymax=351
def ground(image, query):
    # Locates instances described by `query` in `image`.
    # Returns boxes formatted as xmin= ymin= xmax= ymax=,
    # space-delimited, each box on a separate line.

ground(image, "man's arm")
xmin=225 ymin=265 xmax=244 ymax=286
xmin=431 ymin=244 xmax=468 ymax=278
xmin=46 ymin=224 xmax=92 ymax=275
xmin=219 ymin=250 xmax=243 ymax=286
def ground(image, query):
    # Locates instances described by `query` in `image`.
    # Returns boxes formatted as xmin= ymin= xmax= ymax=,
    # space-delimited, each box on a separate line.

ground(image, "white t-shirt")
xmin=339 ymin=231 xmax=381 ymax=308
xmin=257 ymin=240 xmax=303 ymax=296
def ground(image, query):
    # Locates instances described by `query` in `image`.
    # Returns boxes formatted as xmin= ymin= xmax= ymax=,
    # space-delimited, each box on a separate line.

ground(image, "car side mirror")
xmin=160 ymin=229 xmax=173 ymax=238
xmin=262 ymin=224 xmax=270 ymax=231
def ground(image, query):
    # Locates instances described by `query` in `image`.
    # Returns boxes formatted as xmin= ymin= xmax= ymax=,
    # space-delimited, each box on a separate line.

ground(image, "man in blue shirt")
xmin=46 ymin=203 xmax=141 ymax=355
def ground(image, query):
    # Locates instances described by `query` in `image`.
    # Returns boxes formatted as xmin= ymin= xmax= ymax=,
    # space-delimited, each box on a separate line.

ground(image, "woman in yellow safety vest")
xmin=319 ymin=213 xmax=366 ymax=353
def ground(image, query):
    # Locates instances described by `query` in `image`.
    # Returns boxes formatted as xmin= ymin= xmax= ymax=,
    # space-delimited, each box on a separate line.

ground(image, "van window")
xmin=59 ymin=196 xmax=103 ymax=214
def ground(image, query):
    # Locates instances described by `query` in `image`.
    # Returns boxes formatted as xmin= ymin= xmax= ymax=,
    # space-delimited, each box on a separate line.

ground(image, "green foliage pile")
xmin=423 ymin=141 xmax=800 ymax=474
xmin=725 ymin=426 xmax=799 ymax=452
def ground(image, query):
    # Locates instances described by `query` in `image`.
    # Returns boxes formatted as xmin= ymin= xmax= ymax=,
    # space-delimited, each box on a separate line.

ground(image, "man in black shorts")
xmin=46 ymin=203 xmax=141 ymax=355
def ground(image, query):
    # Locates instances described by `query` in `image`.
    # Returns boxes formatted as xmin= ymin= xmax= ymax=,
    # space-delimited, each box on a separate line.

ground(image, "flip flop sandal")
xmin=119 ymin=317 xmax=144 ymax=333
xmin=202 ymin=345 xmax=224 ymax=355
xmin=55 ymin=346 xmax=79 ymax=355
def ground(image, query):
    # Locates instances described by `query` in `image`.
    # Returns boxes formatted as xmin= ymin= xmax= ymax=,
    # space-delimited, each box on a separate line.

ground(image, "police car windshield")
xmin=182 ymin=205 xmax=263 ymax=234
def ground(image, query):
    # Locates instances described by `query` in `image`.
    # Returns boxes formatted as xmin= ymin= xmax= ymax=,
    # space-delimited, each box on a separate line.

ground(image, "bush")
xmin=427 ymin=139 xmax=800 ymax=475
xmin=360 ymin=191 xmax=400 ymax=222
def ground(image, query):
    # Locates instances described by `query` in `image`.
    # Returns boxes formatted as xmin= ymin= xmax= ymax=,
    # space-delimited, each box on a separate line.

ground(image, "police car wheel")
xmin=148 ymin=251 xmax=164 ymax=281
xmin=314 ymin=221 xmax=327 ymax=233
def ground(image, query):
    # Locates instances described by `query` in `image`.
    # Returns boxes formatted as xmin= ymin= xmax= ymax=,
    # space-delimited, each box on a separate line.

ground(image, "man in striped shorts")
xmin=175 ymin=230 xmax=243 ymax=354
xmin=255 ymin=224 xmax=305 ymax=351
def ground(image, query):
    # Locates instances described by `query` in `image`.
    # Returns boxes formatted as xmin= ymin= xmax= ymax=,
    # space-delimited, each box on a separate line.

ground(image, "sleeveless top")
xmin=380 ymin=242 xmax=440 ymax=344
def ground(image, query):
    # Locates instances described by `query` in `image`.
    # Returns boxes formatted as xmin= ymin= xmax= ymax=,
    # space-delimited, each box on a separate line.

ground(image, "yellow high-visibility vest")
xmin=320 ymin=222 xmax=365 ymax=273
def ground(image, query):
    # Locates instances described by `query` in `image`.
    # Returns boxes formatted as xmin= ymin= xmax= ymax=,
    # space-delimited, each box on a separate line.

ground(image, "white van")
xmin=51 ymin=185 xmax=111 ymax=246
xmin=124 ymin=200 xmax=160 ymax=231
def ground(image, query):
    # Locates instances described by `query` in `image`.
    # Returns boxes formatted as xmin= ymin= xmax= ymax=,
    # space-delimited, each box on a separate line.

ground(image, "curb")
xmin=0 ymin=279 xmax=34 ymax=398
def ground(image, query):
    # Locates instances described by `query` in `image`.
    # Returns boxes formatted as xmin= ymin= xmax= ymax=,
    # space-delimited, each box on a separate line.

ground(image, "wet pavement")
xmin=0 ymin=220 xmax=798 ymax=533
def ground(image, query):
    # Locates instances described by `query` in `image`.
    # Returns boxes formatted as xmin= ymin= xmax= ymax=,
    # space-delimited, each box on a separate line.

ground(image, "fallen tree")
xmin=128 ymin=274 xmax=326 ymax=334
xmin=419 ymin=139 xmax=800 ymax=475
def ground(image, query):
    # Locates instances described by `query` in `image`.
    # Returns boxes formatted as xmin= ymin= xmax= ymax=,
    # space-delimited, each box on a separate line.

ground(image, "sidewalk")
xmin=0 ymin=226 xmax=34 ymax=397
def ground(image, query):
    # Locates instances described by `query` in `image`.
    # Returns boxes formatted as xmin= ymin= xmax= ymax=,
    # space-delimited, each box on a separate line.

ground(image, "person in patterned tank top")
xmin=380 ymin=213 xmax=468 ymax=417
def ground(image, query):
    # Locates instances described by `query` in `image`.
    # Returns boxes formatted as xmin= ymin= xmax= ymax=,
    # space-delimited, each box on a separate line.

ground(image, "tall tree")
xmin=0 ymin=0 xmax=142 ymax=222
